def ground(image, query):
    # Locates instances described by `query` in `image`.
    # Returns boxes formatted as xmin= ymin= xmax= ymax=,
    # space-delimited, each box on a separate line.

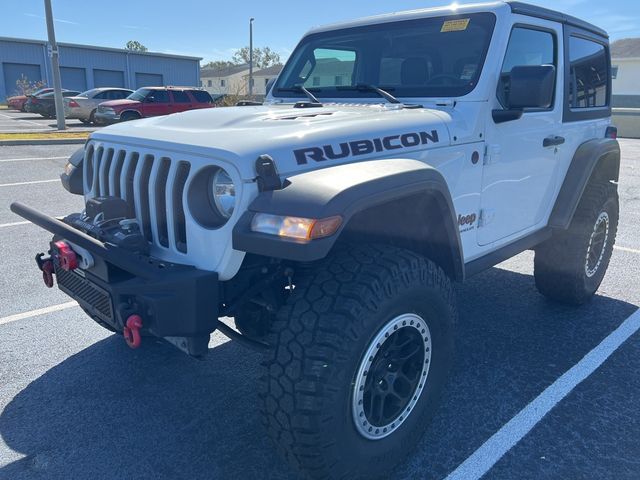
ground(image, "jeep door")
xmin=478 ymin=19 xmax=564 ymax=245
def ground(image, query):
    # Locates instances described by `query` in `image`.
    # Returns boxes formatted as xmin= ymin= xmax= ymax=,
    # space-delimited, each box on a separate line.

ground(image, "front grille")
xmin=55 ymin=264 xmax=114 ymax=323
xmin=84 ymin=144 xmax=191 ymax=254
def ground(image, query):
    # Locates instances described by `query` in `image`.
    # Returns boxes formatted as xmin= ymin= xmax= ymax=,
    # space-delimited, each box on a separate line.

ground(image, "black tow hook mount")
xmin=255 ymin=155 xmax=283 ymax=192
xmin=36 ymin=252 xmax=55 ymax=288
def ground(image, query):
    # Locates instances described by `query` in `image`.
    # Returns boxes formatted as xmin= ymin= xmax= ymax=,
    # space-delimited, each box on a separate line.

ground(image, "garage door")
xmin=94 ymin=69 xmax=125 ymax=88
xmin=3 ymin=63 xmax=43 ymax=96
xmin=135 ymin=73 xmax=163 ymax=88
xmin=60 ymin=67 xmax=87 ymax=92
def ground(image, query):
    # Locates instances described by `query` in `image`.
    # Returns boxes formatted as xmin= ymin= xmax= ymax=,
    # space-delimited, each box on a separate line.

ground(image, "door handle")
xmin=543 ymin=135 xmax=565 ymax=147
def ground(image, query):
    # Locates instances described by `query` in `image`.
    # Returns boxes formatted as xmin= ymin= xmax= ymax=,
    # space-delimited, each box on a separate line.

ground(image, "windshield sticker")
xmin=460 ymin=64 xmax=477 ymax=80
xmin=441 ymin=18 xmax=470 ymax=32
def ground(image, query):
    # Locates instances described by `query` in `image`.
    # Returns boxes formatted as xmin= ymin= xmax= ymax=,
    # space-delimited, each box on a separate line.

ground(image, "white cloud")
xmin=24 ymin=12 xmax=79 ymax=25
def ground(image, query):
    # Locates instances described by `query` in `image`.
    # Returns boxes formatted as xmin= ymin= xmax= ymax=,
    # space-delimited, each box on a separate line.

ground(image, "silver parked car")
xmin=64 ymin=87 xmax=133 ymax=124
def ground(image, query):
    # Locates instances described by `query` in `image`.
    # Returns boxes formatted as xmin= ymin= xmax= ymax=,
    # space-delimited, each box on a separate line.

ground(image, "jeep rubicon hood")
xmin=90 ymin=104 xmax=451 ymax=178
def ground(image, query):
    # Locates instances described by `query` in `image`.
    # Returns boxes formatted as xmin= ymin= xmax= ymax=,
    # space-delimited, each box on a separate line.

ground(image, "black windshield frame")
xmin=273 ymin=12 xmax=496 ymax=100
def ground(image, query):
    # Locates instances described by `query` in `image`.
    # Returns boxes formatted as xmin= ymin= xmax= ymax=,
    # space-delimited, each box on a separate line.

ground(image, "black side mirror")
xmin=493 ymin=64 xmax=556 ymax=124
xmin=509 ymin=65 xmax=555 ymax=109
xmin=145 ymin=96 xmax=155 ymax=103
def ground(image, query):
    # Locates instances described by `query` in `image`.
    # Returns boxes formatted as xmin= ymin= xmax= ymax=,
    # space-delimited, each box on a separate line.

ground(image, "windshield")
xmin=78 ymin=89 xmax=98 ymax=98
xmin=274 ymin=13 xmax=496 ymax=100
xmin=127 ymin=88 xmax=152 ymax=101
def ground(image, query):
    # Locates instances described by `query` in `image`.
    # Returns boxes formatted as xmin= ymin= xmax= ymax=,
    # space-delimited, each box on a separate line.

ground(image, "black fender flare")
xmin=233 ymin=158 xmax=464 ymax=281
xmin=548 ymin=138 xmax=620 ymax=229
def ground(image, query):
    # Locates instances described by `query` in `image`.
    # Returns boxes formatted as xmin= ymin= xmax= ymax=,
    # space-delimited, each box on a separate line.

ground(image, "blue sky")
xmin=4 ymin=0 xmax=640 ymax=63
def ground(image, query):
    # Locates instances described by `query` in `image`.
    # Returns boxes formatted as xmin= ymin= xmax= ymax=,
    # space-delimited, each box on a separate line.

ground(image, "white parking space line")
xmin=0 ymin=179 xmax=58 ymax=188
xmin=614 ymin=245 xmax=640 ymax=255
xmin=0 ymin=301 xmax=78 ymax=326
xmin=0 ymin=112 xmax=44 ymax=127
xmin=446 ymin=308 xmax=640 ymax=480
xmin=0 ymin=156 xmax=68 ymax=163
xmin=0 ymin=220 xmax=31 ymax=228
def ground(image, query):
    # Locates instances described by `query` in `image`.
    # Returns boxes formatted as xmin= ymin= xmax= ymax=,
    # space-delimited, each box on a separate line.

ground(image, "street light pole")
xmin=44 ymin=0 xmax=65 ymax=130
xmin=249 ymin=17 xmax=254 ymax=98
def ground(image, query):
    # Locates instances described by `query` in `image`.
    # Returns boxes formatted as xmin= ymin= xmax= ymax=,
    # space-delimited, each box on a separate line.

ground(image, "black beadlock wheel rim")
xmin=352 ymin=313 xmax=432 ymax=440
xmin=585 ymin=211 xmax=610 ymax=278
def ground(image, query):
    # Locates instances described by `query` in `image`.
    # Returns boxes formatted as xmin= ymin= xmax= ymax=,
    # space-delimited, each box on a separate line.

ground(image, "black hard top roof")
xmin=507 ymin=1 xmax=608 ymax=38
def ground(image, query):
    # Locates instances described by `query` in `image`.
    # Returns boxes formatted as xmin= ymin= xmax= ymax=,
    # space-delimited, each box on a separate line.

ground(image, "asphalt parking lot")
xmin=0 ymin=108 xmax=98 ymax=133
xmin=0 ymin=141 xmax=638 ymax=480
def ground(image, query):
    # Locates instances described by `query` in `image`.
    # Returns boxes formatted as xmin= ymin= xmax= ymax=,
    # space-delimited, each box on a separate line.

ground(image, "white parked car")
xmin=12 ymin=1 xmax=619 ymax=478
xmin=64 ymin=87 xmax=133 ymax=124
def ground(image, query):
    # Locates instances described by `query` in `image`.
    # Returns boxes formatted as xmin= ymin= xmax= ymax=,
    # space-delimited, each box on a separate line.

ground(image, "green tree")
xmin=202 ymin=60 xmax=235 ymax=70
xmin=232 ymin=46 xmax=281 ymax=69
xmin=125 ymin=40 xmax=148 ymax=52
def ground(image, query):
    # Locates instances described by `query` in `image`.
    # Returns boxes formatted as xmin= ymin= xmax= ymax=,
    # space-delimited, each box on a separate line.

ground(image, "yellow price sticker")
xmin=441 ymin=18 xmax=470 ymax=32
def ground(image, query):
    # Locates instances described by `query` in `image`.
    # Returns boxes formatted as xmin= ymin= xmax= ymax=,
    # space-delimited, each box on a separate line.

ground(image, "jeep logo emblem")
xmin=293 ymin=130 xmax=439 ymax=165
xmin=458 ymin=213 xmax=476 ymax=226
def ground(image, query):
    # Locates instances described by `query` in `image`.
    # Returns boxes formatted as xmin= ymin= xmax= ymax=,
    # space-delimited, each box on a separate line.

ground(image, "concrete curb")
xmin=0 ymin=138 xmax=87 ymax=146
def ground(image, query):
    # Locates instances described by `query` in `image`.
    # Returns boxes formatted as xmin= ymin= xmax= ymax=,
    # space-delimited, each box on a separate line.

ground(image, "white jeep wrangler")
xmin=12 ymin=1 xmax=620 ymax=478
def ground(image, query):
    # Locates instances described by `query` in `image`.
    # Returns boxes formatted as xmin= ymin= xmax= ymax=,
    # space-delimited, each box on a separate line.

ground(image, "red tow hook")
xmin=123 ymin=315 xmax=143 ymax=349
xmin=54 ymin=241 xmax=78 ymax=271
xmin=42 ymin=260 xmax=55 ymax=288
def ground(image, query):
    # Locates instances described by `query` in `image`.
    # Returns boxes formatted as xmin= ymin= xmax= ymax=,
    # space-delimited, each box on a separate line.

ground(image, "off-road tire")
xmin=260 ymin=244 xmax=456 ymax=480
xmin=534 ymin=181 xmax=618 ymax=305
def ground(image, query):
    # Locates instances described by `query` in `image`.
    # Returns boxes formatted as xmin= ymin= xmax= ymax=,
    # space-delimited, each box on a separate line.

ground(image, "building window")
xmin=265 ymin=78 xmax=270 ymax=86
xmin=334 ymin=75 xmax=343 ymax=86
xmin=207 ymin=79 xmax=212 ymax=87
xmin=220 ymin=79 xmax=226 ymax=87
xmin=612 ymin=65 xmax=619 ymax=79
xmin=313 ymin=76 xmax=320 ymax=86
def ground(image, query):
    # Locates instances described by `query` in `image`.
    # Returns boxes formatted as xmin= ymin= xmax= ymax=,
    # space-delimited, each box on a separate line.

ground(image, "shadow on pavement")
xmin=1 ymin=267 xmax=637 ymax=480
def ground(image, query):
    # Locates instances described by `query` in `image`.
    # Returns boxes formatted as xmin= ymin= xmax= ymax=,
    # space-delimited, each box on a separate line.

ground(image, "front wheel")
xmin=260 ymin=245 xmax=456 ymax=479
xmin=120 ymin=111 xmax=140 ymax=122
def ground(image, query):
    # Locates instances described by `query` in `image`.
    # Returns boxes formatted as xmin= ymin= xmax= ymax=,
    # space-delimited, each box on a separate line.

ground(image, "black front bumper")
xmin=11 ymin=202 xmax=218 ymax=357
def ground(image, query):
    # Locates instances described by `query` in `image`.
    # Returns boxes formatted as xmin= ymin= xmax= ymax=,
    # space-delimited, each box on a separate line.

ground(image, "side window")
xmin=498 ymin=27 xmax=556 ymax=108
xmin=190 ymin=90 xmax=213 ymax=103
xmin=301 ymin=48 xmax=356 ymax=88
xmin=568 ymin=36 xmax=608 ymax=108
xmin=150 ymin=90 xmax=169 ymax=103
xmin=94 ymin=91 xmax=109 ymax=100
xmin=172 ymin=90 xmax=191 ymax=103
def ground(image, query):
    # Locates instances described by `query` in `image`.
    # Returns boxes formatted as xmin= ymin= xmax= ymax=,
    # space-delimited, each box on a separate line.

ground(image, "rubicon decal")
xmin=294 ymin=130 xmax=440 ymax=165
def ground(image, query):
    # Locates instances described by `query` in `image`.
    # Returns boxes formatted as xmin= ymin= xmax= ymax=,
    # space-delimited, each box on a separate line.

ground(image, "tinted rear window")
xmin=190 ymin=90 xmax=213 ymax=103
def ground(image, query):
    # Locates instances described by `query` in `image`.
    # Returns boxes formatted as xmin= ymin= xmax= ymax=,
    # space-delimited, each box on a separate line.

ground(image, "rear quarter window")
xmin=568 ymin=36 xmax=608 ymax=108
xmin=190 ymin=90 xmax=213 ymax=103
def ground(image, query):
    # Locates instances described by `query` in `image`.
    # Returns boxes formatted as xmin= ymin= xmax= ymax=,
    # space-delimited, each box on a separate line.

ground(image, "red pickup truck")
xmin=94 ymin=86 xmax=214 ymax=124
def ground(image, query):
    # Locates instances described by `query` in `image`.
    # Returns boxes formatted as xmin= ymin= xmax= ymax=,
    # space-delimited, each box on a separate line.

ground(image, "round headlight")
xmin=211 ymin=168 xmax=236 ymax=218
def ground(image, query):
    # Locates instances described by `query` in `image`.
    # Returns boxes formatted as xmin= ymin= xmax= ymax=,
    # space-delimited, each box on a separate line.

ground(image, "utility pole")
xmin=249 ymin=17 xmax=254 ymax=98
xmin=44 ymin=0 xmax=65 ymax=130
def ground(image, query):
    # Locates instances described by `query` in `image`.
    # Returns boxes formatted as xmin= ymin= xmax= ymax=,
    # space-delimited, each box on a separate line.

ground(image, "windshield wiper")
xmin=337 ymin=84 xmax=422 ymax=108
xmin=336 ymin=84 xmax=400 ymax=104
xmin=276 ymin=85 xmax=322 ymax=105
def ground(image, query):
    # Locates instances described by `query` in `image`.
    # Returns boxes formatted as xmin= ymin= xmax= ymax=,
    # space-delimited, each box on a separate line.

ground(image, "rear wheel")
xmin=534 ymin=181 xmax=618 ymax=304
xmin=260 ymin=245 xmax=456 ymax=479
xmin=88 ymin=109 xmax=97 ymax=125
